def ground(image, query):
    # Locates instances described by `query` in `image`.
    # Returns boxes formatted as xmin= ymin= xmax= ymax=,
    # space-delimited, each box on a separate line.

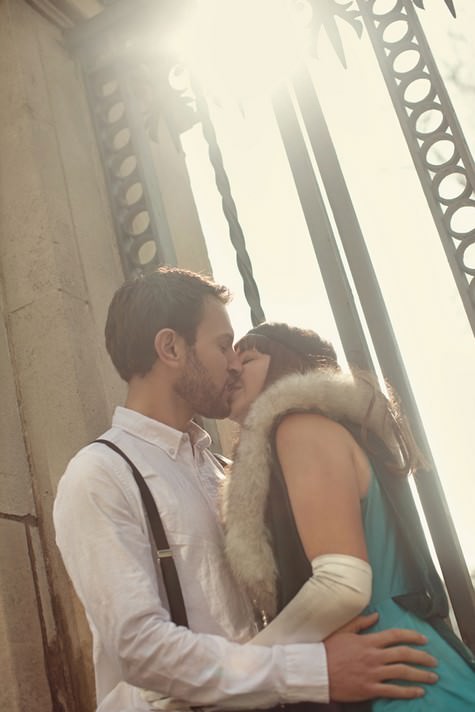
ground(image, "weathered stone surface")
xmin=8 ymin=288 xmax=111 ymax=503
xmin=0 ymin=519 xmax=52 ymax=712
xmin=0 ymin=1 xmax=225 ymax=710
xmin=0 ymin=2 xmax=85 ymax=312
xmin=5 ymin=267 xmax=114 ymax=712
xmin=36 ymin=14 xmax=125 ymax=415
xmin=0 ymin=295 xmax=34 ymax=515
xmin=0 ymin=4 xmax=123 ymax=710
xmin=29 ymin=524 xmax=96 ymax=712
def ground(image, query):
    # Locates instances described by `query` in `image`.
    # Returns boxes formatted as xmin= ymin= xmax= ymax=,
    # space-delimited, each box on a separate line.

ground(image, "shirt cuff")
xmin=279 ymin=643 xmax=329 ymax=704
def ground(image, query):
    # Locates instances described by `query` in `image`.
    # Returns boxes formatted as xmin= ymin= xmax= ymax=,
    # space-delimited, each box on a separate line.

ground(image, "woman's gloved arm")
xmin=251 ymin=553 xmax=372 ymax=646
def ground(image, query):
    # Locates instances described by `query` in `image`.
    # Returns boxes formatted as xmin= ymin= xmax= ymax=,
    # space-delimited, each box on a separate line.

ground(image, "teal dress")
xmin=267 ymin=447 xmax=475 ymax=712
xmin=361 ymin=468 xmax=475 ymax=710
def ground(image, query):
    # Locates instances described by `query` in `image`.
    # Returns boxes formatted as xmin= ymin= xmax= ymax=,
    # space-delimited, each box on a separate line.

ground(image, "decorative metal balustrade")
xmin=74 ymin=24 xmax=181 ymax=275
xmin=357 ymin=0 xmax=475 ymax=334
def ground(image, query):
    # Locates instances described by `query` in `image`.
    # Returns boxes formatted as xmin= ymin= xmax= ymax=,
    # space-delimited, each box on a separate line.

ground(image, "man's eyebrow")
xmin=219 ymin=332 xmax=234 ymax=344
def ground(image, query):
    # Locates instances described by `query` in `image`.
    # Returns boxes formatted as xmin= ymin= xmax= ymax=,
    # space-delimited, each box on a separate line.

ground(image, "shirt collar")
xmin=112 ymin=406 xmax=212 ymax=460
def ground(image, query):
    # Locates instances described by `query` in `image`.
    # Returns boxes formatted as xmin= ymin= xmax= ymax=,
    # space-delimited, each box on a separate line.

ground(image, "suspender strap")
xmin=94 ymin=439 xmax=189 ymax=628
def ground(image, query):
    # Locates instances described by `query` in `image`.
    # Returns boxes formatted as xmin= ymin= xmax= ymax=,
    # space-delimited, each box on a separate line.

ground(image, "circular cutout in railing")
xmin=392 ymin=47 xmax=422 ymax=75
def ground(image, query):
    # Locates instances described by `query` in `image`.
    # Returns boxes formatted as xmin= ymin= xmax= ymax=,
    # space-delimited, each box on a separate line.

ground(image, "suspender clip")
xmin=157 ymin=548 xmax=173 ymax=559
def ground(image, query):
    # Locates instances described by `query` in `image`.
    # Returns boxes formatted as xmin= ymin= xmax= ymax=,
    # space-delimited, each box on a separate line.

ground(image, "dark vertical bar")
xmin=293 ymin=66 xmax=475 ymax=649
xmin=272 ymin=84 xmax=374 ymax=373
xmin=192 ymin=79 xmax=265 ymax=326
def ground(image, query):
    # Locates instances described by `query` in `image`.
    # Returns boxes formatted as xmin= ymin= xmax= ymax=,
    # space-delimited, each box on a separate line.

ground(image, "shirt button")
xmin=168 ymin=448 xmax=175 ymax=456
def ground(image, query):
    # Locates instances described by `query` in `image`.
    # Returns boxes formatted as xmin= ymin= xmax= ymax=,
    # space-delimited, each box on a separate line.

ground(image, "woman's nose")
xmin=228 ymin=350 xmax=243 ymax=374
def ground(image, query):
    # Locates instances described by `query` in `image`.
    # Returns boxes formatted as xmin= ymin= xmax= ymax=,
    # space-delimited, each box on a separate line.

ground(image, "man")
xmin=54 ymin=267 xmax=437 ymax=712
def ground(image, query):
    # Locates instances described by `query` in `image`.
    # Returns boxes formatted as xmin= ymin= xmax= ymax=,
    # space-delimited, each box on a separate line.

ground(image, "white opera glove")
xmin=250 ymin=553 xmax=372 ymax=646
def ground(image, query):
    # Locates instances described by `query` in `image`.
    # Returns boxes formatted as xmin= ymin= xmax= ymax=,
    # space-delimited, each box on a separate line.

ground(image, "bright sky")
xmin=178 ymin=1 xmax=475 ymax=572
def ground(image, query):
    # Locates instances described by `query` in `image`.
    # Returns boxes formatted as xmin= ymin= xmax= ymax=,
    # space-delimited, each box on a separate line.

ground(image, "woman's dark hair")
xmin=235 ymin=322 xmax=339 ymax=390
xmin=105 ymin=267 xmax=230 ymax=382
xmin=236 ymin=322 xmax=424 ymax=475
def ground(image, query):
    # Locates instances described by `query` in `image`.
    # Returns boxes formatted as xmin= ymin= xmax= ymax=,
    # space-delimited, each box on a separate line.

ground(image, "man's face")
xmin=174 ymin=297 xmax=242 ymax=418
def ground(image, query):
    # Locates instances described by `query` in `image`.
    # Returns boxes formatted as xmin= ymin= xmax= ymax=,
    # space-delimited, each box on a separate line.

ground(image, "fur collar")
xmin=222 ymin=369 xmax=400 ymax=615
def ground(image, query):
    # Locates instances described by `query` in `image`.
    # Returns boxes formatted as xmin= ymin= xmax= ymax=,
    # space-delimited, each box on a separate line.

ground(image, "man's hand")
xmin=325 ymin=613 xmax=438 ymax=702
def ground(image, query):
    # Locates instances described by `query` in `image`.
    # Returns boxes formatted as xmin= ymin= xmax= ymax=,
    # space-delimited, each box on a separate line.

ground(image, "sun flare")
xmin=167 ymin=0 xmax=312 ymax=100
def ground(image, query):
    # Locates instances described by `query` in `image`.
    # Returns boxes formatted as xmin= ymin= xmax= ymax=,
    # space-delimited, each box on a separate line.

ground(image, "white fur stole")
xmin=222 ymin=369 xmax=400 ymax=616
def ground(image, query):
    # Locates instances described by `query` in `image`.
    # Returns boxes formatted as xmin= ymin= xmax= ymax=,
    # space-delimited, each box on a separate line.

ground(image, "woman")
xmin=223 ymin=321 xmax=475 ymax=711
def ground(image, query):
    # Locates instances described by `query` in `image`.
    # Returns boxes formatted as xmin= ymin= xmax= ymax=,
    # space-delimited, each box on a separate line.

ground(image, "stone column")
xmin=0 ymin=2 xmax=231 ymax=710
xmin=0 ymin=1 xmax=124 ymax=709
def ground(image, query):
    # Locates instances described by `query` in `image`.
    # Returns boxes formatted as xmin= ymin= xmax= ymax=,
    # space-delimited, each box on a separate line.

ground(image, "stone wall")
xmin=0 ymin=1 xmax=123 ymax=709
xmin=0 ymin=2 xmax=217 ymax=709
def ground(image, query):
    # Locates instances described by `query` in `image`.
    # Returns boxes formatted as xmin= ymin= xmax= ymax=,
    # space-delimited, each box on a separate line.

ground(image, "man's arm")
xmin=54 ymin=450 xmax=327 ymax=708
xmin=144 ymin=615 xmax=438 ymax=710
xmin=55 ymin=451 xmax=437 ymax=708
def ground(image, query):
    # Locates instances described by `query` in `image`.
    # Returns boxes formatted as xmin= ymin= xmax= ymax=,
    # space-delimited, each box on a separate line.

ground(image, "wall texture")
xmin=0 ymin=2 xmax=218 ymax=709
xmin=1 ymin=1 xmax=121 ymax=709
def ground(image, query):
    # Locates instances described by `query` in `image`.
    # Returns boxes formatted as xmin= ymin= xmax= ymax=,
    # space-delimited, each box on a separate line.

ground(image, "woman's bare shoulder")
xmin=275 ymin=412 xmax=371 ymax=495
xmin=275 ymin=411 xmax=352 ymax=449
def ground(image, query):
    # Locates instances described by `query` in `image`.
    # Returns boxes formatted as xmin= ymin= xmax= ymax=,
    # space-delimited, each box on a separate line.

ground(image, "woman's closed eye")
xmin=238 ymin=349 xmax=257 ymax=366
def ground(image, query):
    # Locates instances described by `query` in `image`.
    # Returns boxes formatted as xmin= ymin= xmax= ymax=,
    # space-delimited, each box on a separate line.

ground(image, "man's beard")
xmin=174 ymin=347 xmax=233 ymax=419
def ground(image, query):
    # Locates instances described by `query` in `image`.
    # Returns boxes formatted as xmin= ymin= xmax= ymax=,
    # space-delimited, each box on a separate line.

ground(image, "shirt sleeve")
xmin=53 ymin=451 xmax=329 ymax=708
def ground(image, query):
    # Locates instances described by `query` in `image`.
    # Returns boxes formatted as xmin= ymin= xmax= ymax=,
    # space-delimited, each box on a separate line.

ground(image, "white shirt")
xmin=54 ymin=407 xmax=328 ymax=711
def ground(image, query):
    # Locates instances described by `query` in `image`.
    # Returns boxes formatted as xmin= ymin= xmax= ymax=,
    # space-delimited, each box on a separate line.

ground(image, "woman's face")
xmin=228 ymin=348 xmax=271 ymax=424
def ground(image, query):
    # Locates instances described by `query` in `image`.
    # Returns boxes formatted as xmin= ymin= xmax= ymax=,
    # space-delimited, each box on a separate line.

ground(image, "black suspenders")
xmin=94 ymin=439 xmax=189 ymax=628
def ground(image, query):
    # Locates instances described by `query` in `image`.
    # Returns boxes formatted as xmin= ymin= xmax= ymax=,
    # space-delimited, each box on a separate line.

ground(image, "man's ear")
xmin=154 ymin=329 xmax=187 ymax=367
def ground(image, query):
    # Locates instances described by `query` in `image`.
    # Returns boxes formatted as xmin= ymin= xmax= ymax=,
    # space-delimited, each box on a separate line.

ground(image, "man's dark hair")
xmin=105 ymin=267 xmax=230 ymax=381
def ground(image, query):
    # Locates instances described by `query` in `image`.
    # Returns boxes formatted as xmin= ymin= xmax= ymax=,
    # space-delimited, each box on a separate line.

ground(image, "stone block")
xmin=8 ymin=288 xmax=111 ymax=502
xmin=35 ymin=11 xmax=125 ymax=414
xmin=6 ymin=287 xmax=109 ymax=711
xmin=0 ymin=518 xmax=52 ymax=712
xmin=0 ymin=3 xmax=86 ymax=313
xmin=0 ymin=299 xmax=34 ymax=515
xmin=29 ymin=524 xmax=96 ymax=712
